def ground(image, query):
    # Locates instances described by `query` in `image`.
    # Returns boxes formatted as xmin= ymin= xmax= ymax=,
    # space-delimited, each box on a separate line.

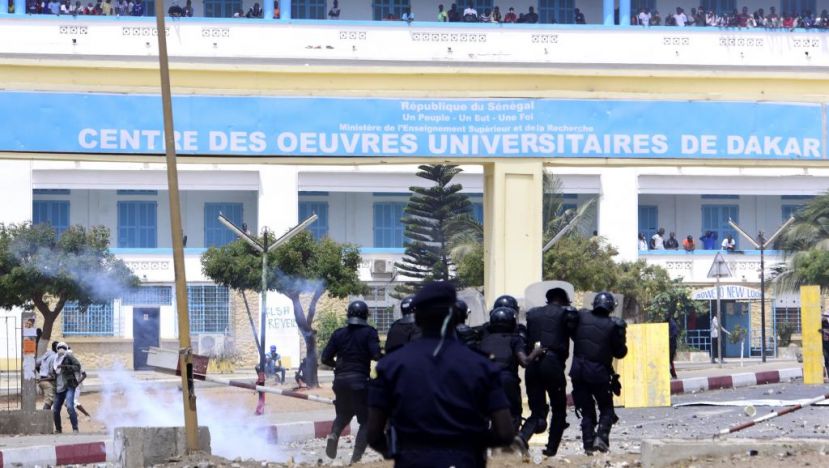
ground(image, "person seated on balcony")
xmin=766 ymin=7 xmax=780 ymax=27
xmin=462 ymin=2 xmax=478 ymax=21
xmin=665 ymin=232 xmax=679 ymax=250
xmin=782 ymin=11 xmax=796 ymax=28
xmin=721 ymin=235 xmax=736 ymax=252
xmin=131 ymin=0 xmax=143 ymax=16
xmin=448 ymin=3 xmax=461 ymax=21
xmin=401 ymin=7 xmax=414 ymax=22
xmin=700 ymin=231 xmax=718 ymax=250
xmin=168 ymin=1 xmax=182 ymax=17
xmin=328 ymin=0 xmax=340 ymax=19
xmin=683 ymin=235 xmax=695 ymax=252
xmin=503 ymin=6 xmax=517 ymax=22
xmin=637 ymin=8 xmax=651 ymax=26
xmin=638 ymin=233 xmax=647 ymax=251
xmin=479 ymin=8 xmax=492 ymax=22
xmin=818 ymin=10 xmax=829 ymax=27
xmin=492 ymin=6 xmax=502 ymax=22
xmin=525 ymin=5 xmax=538 ymax=23
xmin=673 ymin=7 xmax=688 ymax=26
xmin=694 ymin=6 xmax=705 ymax=25
xmin=437 ymin=4 xmax=448 ymax=21
xmin=686 ymin=7 xmax=698 ymax=25
xmin=801 ymin=10 xmax=815 ymax=28
xmin=650 ymin=9 xmax=662 ymax=24
xmin=575 ymin=7 xmax=586 ymax=23
xmin=245 ymin=2 xmax=263 ymax=17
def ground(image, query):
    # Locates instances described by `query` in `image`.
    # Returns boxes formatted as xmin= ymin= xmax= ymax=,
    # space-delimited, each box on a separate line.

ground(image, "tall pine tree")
xmin=394 ymin=165 xmax=472 ymax=296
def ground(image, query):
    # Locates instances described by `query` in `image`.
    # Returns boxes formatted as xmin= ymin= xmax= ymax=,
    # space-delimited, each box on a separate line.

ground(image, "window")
xmin=782 ymin=205 xmax=802 ymax=222
xmin=370 ymin=306 xmax=394 ymax=334
xmin=62 ymin=302 xmax=114 ymax=336
xmin=373 ymin=202 xmax=406 ymax=248
xmin=292 ymin=0 xmax=325 ymax=18
xmin=371 ymin=0 xmax=407 ymax=20
xmin=32 ymin=200 xmax=70 ymax=238
xmin=774 ymin=307 xmax=801 ymax=334
xmin=299 ymin=201 xmax=330 ymax=240
xmin=204 ymin=203 xmax=244 ymax=247
xmin=187 ymin=284 xmax=230 ymax=334
xmin=638 ymin=205 xmax=658 ymax=242
xmin=203 ymin=0 xmax=240 ymax=16
xmin=702 ymin=0 xmax=736 ymax=14
xmin=471 ymin=202 xmax=484 ymax=224
xmin=143 ymin=0 xmax=156 ymax=16
xmin=33 ymin=189 xmax=70 ymax=195
xmin=122 ymin=286 xmax=173 ymax=306
xmin=632 ymin=0 xmax=656 ymax=13
xmin=118 ymin=201 xmax=157 ymax=248
xmin=701 ymin=205 xmax=739 ymax=249
xmin=117 ymin=190 xmax=158 ymax=196
xmin=781 ymin=0 xmax=815 ymax=15
xmin=538 ymin=0 xmax=574 ymax=24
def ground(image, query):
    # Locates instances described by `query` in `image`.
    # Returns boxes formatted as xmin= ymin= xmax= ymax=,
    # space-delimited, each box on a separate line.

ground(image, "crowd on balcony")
xmin=638 ymin=228 xmax=739 ymax=252
xmin=633 ymin=5 xmax=829 ymax=28
xmin=23 ymin=0 xmax=196 ymax=16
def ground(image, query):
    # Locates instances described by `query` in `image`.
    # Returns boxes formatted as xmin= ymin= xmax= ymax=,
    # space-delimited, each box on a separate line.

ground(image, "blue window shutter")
xmin=118 ymin=201 xmax=157 ymax=248
xmin=33 ymin=200 xmax=70 ymax=237
xmin=204 ymin=203 xmax=244 ymax=247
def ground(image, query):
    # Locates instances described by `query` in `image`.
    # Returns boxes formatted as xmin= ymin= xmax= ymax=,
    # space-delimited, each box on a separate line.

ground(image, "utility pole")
xmin=729 ymin=216 xmax=795 ymax=363
xmin=707 ymin=252 xmax=732 ymax=368
xmin=217 ymin=213 xmax=317 ymax=410
xmin=154 ymin=2 xmax=199 ymax=452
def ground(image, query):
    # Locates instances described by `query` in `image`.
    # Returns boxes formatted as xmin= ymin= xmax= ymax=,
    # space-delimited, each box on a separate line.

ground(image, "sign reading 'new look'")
xmin=0 ymin=92 xmax=824 ymax=159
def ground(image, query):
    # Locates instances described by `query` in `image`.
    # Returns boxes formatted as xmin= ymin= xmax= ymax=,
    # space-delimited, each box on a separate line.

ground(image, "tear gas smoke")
xmin=96 ymin=366 xmax=286 ymax=462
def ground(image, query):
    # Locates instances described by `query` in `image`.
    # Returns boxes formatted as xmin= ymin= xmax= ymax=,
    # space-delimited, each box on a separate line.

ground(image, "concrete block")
xmin=0 ymin=410 xmax=54 ymax=435
xmin=641 ymin=438 xmax=829 ymax=468
xmin=114 ymin=426 xmax=211 ymax=468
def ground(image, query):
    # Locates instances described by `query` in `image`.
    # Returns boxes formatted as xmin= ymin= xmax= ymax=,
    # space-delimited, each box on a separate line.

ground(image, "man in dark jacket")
xmin=385 ymin=296 xmax=419 ymax=354
xmin=52 ymin=341 xmax=82 ymax=433
xmin=322 ymin=300 xmax=382 ymax=464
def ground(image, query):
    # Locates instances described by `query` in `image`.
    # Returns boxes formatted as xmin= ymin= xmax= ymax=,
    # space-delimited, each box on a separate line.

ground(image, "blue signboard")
xmin=0 ymin=91 xmax=823 ymax=159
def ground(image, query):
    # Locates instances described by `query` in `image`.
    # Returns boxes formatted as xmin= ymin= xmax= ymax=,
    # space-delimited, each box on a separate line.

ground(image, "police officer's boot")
xmin=325 ymin=432 xmax=339 ymax=459
xmin=580 ymin=421 xmax=597 ymax=455
xmin=350 ymin=426 xmax=368 ymax=464
xmin=593 ymin=424 xmax=611 ymax=453
xmin=542 ymin=422 xmax=568 ymax=457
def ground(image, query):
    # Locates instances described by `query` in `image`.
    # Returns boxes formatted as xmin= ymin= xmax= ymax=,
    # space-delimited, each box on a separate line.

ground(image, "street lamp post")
xmin=217 ymin=213 xmax=317 ymax=381
xmin=728 ymin=216 xmax=795 ymax=363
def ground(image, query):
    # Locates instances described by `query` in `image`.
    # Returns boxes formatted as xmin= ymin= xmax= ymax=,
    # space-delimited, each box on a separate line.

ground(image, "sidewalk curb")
xmin=670 ymin=367 xmax=803 ymax=394
xmin=0 ymin=440 xmax=112 ymax=467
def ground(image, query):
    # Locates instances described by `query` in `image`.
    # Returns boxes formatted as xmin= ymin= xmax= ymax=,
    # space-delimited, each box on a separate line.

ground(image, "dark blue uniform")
xmin=478 ymin=330 xmax=525 ymax=430
xmin=369 ymin=336 xmax=510 ymax=468
xmin=321 ymin=323 xmax=382 ymax=455
xmin=385 ymin=315 xmax=421 ymax=354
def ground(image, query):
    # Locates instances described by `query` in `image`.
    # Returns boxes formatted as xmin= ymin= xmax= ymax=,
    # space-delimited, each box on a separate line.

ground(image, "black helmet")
xmin=347 ymin=300 xmax=369 ymax=325
xmin=400 ymin=296 xmax=415 ymax=316
xmin=493 ymin=295 xmax=519 ymax=313
xmin=592 ymin=292 xmax=617 ymax=314
xmin=489 ymin=306 xmax=517 ymax=333
xmin=453 ymin=299 xmax=469 ymax=324
xmin=545 ymin=287 xmax=570 ymax=305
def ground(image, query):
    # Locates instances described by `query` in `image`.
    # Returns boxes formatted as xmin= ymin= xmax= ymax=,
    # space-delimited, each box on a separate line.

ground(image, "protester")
xmin=37 ymin=342 xmax=58 ymax=410
xmin=53 ymin=342 xmax=82 ymax=433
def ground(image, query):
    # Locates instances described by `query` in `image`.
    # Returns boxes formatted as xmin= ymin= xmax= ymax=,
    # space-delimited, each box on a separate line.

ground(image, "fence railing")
xmin=1 ymin=315 xmax=22 ymax=411
xmin=685 ymin=328 xmax=710 ymax=352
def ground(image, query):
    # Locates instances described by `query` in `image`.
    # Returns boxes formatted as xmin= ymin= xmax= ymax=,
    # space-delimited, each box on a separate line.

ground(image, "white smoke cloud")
xmin=96 ymin=365 xmax=288 ymax=462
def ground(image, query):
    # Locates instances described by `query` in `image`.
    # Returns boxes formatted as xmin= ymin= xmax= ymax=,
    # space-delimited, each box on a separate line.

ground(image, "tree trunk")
xmin=33 ymin=295 xmax=63 ymax=356
xmin=303 ymin=331 xmax=320 ymax=388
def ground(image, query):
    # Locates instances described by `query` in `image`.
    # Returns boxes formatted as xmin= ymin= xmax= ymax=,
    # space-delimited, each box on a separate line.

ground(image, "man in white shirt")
xmin=721 ymin=235 xmax=736 ymax=251
xmin=673 ymin=7 xmax=687 ymax=26
xmin=463 ymin=2 xmax=478 ymax=19
xmin=638 ymin=8 xmax=651 ymax=25
xmin=710 ymin=315 xmax=719 ymax=363
xmin=651 ymin=228 xmax=666 ymax=250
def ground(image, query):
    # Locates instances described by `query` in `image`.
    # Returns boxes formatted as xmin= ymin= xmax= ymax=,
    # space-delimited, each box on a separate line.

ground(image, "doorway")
xmin=133 ymin=307 xmax=160 ymax=370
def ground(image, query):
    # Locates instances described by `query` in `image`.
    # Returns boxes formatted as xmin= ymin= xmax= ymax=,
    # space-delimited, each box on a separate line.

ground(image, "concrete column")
xmin=281 ymin=0 xmax=291 ymax=19
xmin=598 ymin=168 xmax=639 ymax=261
xmin=483 ymin=161 xmax=543 ymax=306
xmin=603 ymin=0 xmax=614 ymax=25
xmin=619 ymin=0 xmax=630 ymax=25
xmin=0 ymin=161 xmax=32 ymax=223
xmin=258 ymin=166 xmax=298 ymax=236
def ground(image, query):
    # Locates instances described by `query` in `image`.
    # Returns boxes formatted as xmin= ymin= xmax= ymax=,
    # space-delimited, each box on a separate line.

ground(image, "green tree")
xmin=644 ymin=278 xmax=705 ymax=324
xmin=543 ymin=235 xmax=619 ymax=291
xmin=395 ymin=165 xmax=472 ymax=295
xmin=775 ymin=192 xmax=829 ymax=291
xmin=0 ymin=223 xmax=139 ymax=353
xmin=201 ymin=231 xmax=365 ymax=387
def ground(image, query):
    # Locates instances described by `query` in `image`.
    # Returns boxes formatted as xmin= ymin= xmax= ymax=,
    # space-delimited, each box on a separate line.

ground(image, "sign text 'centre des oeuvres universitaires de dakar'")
xmin=0 ymin=92 xmax=824 ymax=160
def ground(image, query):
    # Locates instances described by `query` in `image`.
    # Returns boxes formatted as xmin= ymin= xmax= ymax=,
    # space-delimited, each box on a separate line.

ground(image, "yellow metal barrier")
xmin=616 ymin=323 xmax=671 ymax=408
xmin=800 ymin=285 xmax=823 ymax=385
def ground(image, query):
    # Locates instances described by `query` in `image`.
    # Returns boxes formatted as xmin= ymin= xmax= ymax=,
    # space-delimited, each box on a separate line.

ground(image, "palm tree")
xmin=448 ymin=172 xmax=596 ymax=288
xmin=773 ymin=192 xmax=829 ymax=292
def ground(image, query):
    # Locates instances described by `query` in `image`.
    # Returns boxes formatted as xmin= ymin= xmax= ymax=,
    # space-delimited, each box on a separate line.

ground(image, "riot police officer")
xmin=478 ymin=306 xmax=541 ymax=433
xmin=321 ymin=300 xmax=382 ymax=464
xmin=454 ymin=299 xmax=482 ymax=347
xmin=366 ymin=281 xmax=515 ymax=467
xmin=385 ymin=296 xmax=419 ymax=354
xmin=569 ymin=292 xmax=628 ymax=454
xmin=519 ymin=287 xmax=573 ymax=456
xmin=493 ymin=294 xmax=528 ymax=343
